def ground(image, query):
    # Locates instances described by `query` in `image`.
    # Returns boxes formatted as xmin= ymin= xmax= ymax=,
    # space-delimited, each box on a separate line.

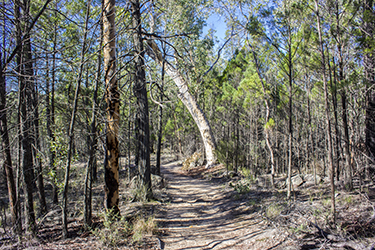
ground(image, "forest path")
xmin=156 ymin=161 xmax=291 ymax=250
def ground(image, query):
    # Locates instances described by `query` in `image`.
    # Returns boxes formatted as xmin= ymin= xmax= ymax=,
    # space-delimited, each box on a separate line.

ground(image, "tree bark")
xmin=156 ymin=57 xmax=165 ymax=176
xmin=147 ymin=40 xmax=217 ymax=166
xmin=131 ymin=0 xmax=152 ymax=199
xmin=104 ymin=0 xmax=121 ymax=213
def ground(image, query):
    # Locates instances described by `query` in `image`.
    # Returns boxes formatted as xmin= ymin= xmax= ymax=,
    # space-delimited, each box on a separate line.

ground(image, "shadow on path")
xmin=156 ymin=161 xmax=289 ymax=250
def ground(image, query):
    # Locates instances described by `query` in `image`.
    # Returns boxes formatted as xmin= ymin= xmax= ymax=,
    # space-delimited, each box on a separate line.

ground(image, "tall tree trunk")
xmin=33 ymin=77 xmax=47 ymax=216
xmin=0 ymin=53 xmax=22 ymax=235
xmin=16 ymin=0 xmax=36 ymax=233
xmin=103 ymin=0 xmax=121 ymax=213
xmin=315 ymin=0 xmax=336 ymax=224
xmin=147 ymin=40 xmax=217 ymax=166
xmin=287 ymin=38 xmax=293 ymax=200
xmin=333 ymin=0 xmax=353 ymax=188
xmin=328 ymin=52 xmax=341 ymax=182
xmin=131 ymin=0 xmax=152 ymax=199
xmin=62 ymin=0 xmax=91 ymax=237
xmin=84 ymin=8 xmax=102 ymax=228
xmin=51 ymin=4 xmax=58 ymax=204
xmin=364 ymin=0 xmax=375 ymax=180
xmin=156 ymin=57 xmax=165 ymax=176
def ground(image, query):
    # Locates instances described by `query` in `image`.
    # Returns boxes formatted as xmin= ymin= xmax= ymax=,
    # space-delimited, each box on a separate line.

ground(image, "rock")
xmin=286 ymin=175 xmax=304 ymax=188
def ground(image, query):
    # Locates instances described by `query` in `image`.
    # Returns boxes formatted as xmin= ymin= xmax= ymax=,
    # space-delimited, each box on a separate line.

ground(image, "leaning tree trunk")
xmin=147 ymin=40 xmax=217 ymax=166
xmin=132 ymin=0 xmax=152 ymax=199
xmin=103 ymin=0 xmax=121 ymax=214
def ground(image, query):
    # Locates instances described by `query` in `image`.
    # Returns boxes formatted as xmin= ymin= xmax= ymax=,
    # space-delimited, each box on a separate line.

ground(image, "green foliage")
xmin=264 ymin=118 xmax=275 ymax=130
xmin=47 ymin=129 xmax=79 ymax=193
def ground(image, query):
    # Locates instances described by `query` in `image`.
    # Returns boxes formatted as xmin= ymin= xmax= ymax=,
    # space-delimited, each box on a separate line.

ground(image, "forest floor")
xmin=0 ymin=155 xmax=375 ymax=249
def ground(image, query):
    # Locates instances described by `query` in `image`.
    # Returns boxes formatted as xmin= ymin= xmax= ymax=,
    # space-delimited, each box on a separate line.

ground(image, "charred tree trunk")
xmin=103 ymin=0 xmax=121 ymax=214
xmin=131 ymin=0 xmax=152 ymax=199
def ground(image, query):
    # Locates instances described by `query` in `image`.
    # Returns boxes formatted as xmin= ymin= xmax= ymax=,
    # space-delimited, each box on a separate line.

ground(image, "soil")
xmin=0 ymin=156 xmax=374 ymax=249
xmin=156 ymin=161 xmax=291 ymax=250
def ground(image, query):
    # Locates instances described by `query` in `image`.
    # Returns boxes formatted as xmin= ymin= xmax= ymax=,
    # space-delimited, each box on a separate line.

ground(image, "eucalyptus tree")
xmin=146 ymin=0 xmax=217 ymax=166
xmin=131 ymin=0 xmax=153 ymax=199
xmin=226 ymin=0 xmax=309 ymax=196
xmin=103 ymin=0 xmax=121 ymax=214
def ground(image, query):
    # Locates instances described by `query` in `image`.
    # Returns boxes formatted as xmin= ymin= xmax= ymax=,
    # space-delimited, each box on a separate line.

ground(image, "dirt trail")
xmin=156 ymin=161 xmax=292 ymax=250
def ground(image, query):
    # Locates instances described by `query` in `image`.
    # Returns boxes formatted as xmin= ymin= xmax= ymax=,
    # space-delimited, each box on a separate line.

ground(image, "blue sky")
xmin=203 ymin=13 xmax=227 ymax=43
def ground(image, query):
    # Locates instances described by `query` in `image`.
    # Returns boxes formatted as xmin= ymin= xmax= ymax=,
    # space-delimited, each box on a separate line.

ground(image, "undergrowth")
xmin=93 ymin=210 xmax=157 ymax=248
